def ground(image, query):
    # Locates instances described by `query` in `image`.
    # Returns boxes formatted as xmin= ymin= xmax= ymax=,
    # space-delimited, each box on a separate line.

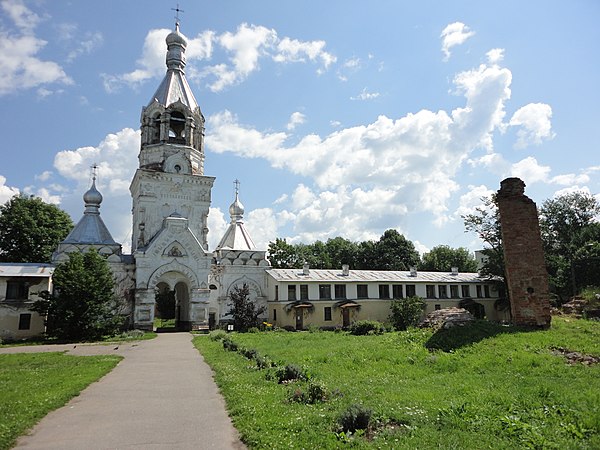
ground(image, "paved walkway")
xmin=4 ymin=333 xmax=245 ymax=450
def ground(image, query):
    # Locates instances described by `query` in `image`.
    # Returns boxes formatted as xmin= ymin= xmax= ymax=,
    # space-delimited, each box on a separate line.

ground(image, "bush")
xmin=240 ymin=347 xmax=258 ymax=360
xmin=348 ymin=320 xmax=386 ymax=336
xmin=247 ymin=327 xmax=260 ymax=333
xmin=209 ymin=329 xmax=227 ymax=341
xmin=276 ymin=364 xmax=308 ymax=383
xmin=389 ymin=296 xmax=425 ymax=331
xmin=255 ymin=355 xmax=275 ymax=369
xmin=222 ymin=337 xmax=238 ymax=352
xmin=288 ymin=381 xmax=328 ymax=404
xmin=338 ymin=404 xmax=372 ymax=433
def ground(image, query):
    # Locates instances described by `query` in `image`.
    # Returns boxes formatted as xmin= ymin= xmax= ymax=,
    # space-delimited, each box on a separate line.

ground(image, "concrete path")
xmin=8 ymin=333 xmax=246 ymax=450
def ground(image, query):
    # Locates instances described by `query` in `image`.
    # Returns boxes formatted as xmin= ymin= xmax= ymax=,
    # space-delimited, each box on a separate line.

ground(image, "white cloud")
xmin=455 ymin=184 xmax=495 ymax=219
xmin=486 ymin=48 xmax=504 ymax=64
xmin=0 ymin=32 xmax=73 ymax=95
xmin=508 ymin=103 xmax=555 ymax=149
xmin=509 ymin=156 xmax=551 ymax=184
xmin=441 ymin=22 xmax=475 ymax=61
xmin=22 ymin=186 xmax=60 ymax=204
xmin=0 ymin=175 xmax=20 ymax=204
xmin=105 ymin=23 xmax=334 ymax=93
xmin=34 ymin=170 xmax=52 ymax=181
xmin=54 ymin=128 xmax=140 ymax=192
xmin=66 ymin=31 xmax=103 ymax=62
xmin=205 ymin=51 xmax=520 ymax=237
xmin=350 ymin=87 xmax=380 ymax=101
xmin=1 ymin=0 xmax=41 ymax=33
xmin=286 ymin=111 xmax=305 ymax=130
xmin=207 ymin=207 xmax=227 ymax=250
xmin=551 ymin=173 xmax=590 ymax=186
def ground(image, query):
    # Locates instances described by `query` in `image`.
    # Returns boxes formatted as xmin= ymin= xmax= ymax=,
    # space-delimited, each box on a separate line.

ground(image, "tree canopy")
xmin=420 ymin=245 xmax=478 ymax=272
xmin=267 ymin=229 xmax=420 ymax=271
xmin=0 ymin=195 xmax=73 ymax=263
xmin=227 ymin=283 xmax=266 ymax=332
xmin=33 ymin=249 xmax=122 ymax=341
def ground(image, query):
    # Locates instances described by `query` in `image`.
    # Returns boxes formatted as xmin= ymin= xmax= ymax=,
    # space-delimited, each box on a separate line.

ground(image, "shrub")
xmin=209 ymin=329 xmax=227 ymax=341
xmin=255 ymin=355 xmax=275 ymax=369
xmin=389 ymin=296 xmax=425 ymax=330
xmin=282 ymin=325 xmax=296 ymax=332
xmin=222 ymin=337 xmax=238 ymax=352
xmin=338 ymin=404 xmax=372 ymax=433
xmin=247 ymin=327 xmax=260 ymax=333
xmin=240 ymin=347 xmax=258 ymax=360
xmin=288 ymin=381 xmax=328 ymax=404
xmin=276 ymin=364 xmax=308 ymax=383
xmin=348 ymin=320 xmax=386 ymax=336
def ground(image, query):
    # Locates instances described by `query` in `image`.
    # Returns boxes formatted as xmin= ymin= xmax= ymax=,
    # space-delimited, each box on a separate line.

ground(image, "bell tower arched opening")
xmin=169 ymin=111 xmax=186 ymax=144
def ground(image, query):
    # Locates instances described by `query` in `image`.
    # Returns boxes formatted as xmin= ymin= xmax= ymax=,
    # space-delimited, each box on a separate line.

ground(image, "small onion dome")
xmin=166 ymin=23 xmax=187 ymax=47
xmin=229 ymin=193 xmax=245 ymax=220
xmin=83 ymin=179 xmax=103 ymax=207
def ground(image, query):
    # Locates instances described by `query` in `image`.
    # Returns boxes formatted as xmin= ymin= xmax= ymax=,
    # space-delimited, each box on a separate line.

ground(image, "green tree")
xmin=539 ymin=191 xmax=600 ymax=298
xmin=32 ymin=249 xmax=122 ymax=341
xmin=420 ymin=245 xmax=478 ymax=272
xmin=462 ymin=195 xmax=505 ymax=281
xmin=389 ymin=296 xmax=425 ymax=330
xmin=0 ymin=195 xmax=73 ymax=263
xmin=369 ymin=229 xmax=420 ymax=271
xmin=324 ymin=237 xmax=360 ymax=268
xmin=228 ymin=283 xmax=266 ymax=332
xmin=268 ymin=238 xmax=301 ymax=268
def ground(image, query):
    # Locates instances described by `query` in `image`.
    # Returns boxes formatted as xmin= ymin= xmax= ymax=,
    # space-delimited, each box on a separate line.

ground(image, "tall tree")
xmin=539 ymin=192 xmax=600 ymax=298
xmin=371 ymin=229 xmax=420 ymax=271
xmin=462 ymin=195 xmax=505 ymax=281
xmin=227 ymin=283 xmax=266 ymax=332
xmin=268 ymin=238 xmax=301 ymax=268
xmin=33 ymin=249 xmax=123 ymax=341
xmin=0 ymin=195 xmax=73 ymax=263
xmin=420 ymin=245 xmax=478 ymax=272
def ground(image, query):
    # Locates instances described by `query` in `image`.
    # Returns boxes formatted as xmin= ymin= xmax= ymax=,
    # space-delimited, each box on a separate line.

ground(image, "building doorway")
xmin=174 ymin=281 xmax=191 ymax=331
xmin=342 ymin=308 xmax=350 ymax=328
xmin=295 ymin=310 xmax=303 ymax=330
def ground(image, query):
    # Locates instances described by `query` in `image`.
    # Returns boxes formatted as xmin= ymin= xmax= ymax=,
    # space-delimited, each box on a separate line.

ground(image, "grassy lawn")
xmin=0 ymin=352 xmax=122 ymax=450
xmin=194 ymin=317 xmax=600 ymax=449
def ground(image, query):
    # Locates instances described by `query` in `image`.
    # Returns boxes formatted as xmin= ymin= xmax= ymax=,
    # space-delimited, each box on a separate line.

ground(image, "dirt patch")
xmin=550 ymin=346 xmax=600 ymax=365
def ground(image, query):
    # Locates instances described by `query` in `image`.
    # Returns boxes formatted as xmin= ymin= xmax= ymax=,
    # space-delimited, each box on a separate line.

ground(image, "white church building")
xmin=0 ymin=23 xmax=503 ymax=338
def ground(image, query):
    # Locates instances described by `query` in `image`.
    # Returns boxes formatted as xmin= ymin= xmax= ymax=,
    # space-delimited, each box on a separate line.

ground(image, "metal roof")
xmin=0 ymin=263 xmax=54 ymax=277
xmin=267 ymin=268 xmax=486 ymax=283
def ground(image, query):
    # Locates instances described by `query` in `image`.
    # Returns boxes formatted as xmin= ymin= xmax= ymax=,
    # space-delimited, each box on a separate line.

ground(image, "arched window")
xmin=169 ymin=111 xmax=186 ymax=143
xmin=151 ymin=114 xmax=161 ymax=143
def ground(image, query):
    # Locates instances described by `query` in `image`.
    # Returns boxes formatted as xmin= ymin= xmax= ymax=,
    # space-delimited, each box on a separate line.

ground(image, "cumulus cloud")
xmin=508 ymin=103 xmax=555 ymax=149
xmin=104 ymin=23 xmax=335 ymax=93
xmin=103 ymin=28 xmax=213 ymax=92
xmin=455 ymin=184 xmax=496 ymax=219
xmin=66 ymin=31 xmax=103 ymax=62
xmin=205 ymin=51 xmax=518 ymax=237
xmin=0 ymin=1 xmax=72 ymax=96
xmin=441 ymin=22 xmax=475 ymax=61
xmin=0 ymin=175 xmax=20 ymax=204
xmin=509 ymin=156 xmax=551 ymax=184
xmin=286 ymin=111 xmax=306 ymax=130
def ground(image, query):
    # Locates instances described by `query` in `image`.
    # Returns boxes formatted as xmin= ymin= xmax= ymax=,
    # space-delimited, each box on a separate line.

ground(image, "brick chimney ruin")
xmin=496 ymin=177 xmax=551 ymax=328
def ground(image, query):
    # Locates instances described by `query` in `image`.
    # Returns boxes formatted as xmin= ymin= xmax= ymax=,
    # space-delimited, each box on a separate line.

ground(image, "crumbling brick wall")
xmin=496 ymin=177 xmax=551 ymax=328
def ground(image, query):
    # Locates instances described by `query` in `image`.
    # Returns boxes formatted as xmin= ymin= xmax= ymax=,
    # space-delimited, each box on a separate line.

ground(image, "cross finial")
xmin=171 ymin=4 xmax=184 ymax=27
xmin=233 ymin=179 xmax=240 ymax=196
xmin=91 ymin=163 xmax=98 ymax=183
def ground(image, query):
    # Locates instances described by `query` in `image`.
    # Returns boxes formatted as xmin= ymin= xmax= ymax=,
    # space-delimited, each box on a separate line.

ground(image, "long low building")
xmin=266 ymin=266 xmax=507 ymax=330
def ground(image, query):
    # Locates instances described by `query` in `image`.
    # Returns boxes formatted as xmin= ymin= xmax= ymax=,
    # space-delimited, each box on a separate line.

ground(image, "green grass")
xmin=0 ymin=352 xmax=121 ymax=450
xmin=194 ymin=317 xmax=600 ymax=449
xmin=0 ymin=330 xmax=156 ymax=347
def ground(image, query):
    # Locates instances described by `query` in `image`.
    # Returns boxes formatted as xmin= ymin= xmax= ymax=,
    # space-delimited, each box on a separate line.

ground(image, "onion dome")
xmin=83 ymin=178 xmax=103 ymax=211
xmin=229 ymin=192 xmax=245 ymax=221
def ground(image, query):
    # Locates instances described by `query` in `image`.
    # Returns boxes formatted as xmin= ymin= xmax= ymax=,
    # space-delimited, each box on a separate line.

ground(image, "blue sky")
xmin=1 ymin=0 xmax=599 ymax=255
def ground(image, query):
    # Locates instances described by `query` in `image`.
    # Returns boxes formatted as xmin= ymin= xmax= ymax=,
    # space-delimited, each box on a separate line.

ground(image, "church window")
xmin=151 ymin=115 xmax=161 ymax=143
xmin=334 ymin=284 xmax=346 ymax=299
xmin=438 ymin=285 xmax=448 ymax=298
xmin=324 ymin=307 xmax=332 ymax=321
xmin=169 ymin=111 xmax=186 ymax=143
xmin=405 ymin=285 xmax=416 ymax=297
xmin=275 ymin=286 xmax=278 ymax=301
xmin=174 ymin=164 xmax=181 ymax=173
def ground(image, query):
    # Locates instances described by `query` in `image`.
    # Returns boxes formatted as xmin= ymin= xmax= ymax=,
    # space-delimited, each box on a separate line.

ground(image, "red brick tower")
xmin=496 ymin=177 xmax=551 ymax=328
